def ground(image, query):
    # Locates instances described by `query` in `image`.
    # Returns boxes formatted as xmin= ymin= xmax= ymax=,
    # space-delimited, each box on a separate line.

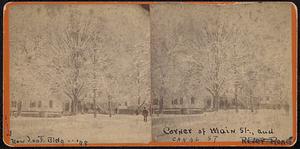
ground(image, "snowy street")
xmin=10 ymin=114 xmax=151 ymax=144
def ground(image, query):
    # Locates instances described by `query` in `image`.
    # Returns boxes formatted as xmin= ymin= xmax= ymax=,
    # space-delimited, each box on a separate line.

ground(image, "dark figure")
xmin=142 ymin=107 xmax=148 ymax=122
xmin=115 ymin=107 xmax=118 ymax=114
xmin=135 ymin=109 xmax=139 ymax=115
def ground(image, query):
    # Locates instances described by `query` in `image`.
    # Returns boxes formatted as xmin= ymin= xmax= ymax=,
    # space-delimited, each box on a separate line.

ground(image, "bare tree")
xmin=45 ymin=10 xmax=106 ymax=115
xmin=178 ymin=19 xmax=254 ymax=111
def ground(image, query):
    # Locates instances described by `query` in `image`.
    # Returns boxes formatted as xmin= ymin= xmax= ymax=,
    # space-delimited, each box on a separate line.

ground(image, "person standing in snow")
xmin=142 ymin=107 xmax=148 ymax=122
xmin=135 ymin=109 xmax=139 ymax=115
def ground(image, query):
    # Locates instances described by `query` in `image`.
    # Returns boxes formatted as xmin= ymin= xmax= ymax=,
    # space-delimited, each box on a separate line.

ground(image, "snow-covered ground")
xmin=10 ymin=114 xmax=151 ymax=144
xmin=152 ymin=109 xmax=293 ymax=142
xmin=10 ymin=109 xmax=293 ymax=144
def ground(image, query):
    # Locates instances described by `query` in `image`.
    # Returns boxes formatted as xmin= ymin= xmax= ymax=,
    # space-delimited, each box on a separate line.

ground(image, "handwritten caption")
xmin=10 ymin=136 xmax=88 ymax=146
xmin=161 ymin=127 xmax=293 ymax=145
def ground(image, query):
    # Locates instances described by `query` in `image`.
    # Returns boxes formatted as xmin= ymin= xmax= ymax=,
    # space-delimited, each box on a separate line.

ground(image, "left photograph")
xmin=8 ymin=4 xmax=151 ymax=144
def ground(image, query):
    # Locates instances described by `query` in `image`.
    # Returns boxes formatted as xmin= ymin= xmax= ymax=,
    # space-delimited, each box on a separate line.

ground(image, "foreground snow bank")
xmin=10 ymin=114 xmax=151 ymax=144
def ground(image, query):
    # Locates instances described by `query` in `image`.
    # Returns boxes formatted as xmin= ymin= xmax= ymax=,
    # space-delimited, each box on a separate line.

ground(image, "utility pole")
xmin=93 ymin=88 xmax=96 ymax=118
xmin=234 ymin=67 xmax=239 ymax=113
xmin=234 ymin=81 xmax=239 ymax=113
xmin=233 ymin=50 xmax=239 ymax=113
xmin=159 ymin=73 xmax=165 ymax=115
xmin=92 ymin=48 xmax=97 ymax=118
xmin=137 ymin=63 xmax=141 ymax=106
xmin=108 ymin=95 xmax=112 ymax=117
xmin=248 ymin=70 xmax=256 ymax=113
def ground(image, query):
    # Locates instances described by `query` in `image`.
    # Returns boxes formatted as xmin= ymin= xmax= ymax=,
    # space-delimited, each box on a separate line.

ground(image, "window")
xmin=11 ymin=101 xmax=17 ymax=108
xmin=153 ymin=98 xmax=158 ymax=105
xmin=49 ymin=100 xmax=53 ymax=108
xmin=180 ymin=98 xmax=183 ymax=105
xmin=191 ymin=97 xmax=195 ymax=104
xmin=173 ymin=99 xmax=178 ymax=105
xmin=124 ymin=101 xmax=127 ymax=106
xmin=38 ymin=101 xmax=42 ymax=108
xmin=30 ymin=101 xmax=36 ymax=108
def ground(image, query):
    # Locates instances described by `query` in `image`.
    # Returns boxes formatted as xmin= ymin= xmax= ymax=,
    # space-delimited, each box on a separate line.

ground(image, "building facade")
xmin=11 ymin=98 xmax=63 ymax=117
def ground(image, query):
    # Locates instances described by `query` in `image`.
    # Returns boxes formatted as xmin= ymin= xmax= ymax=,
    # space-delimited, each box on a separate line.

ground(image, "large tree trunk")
xmin=234 ymin=84 xmax=239 ymax=113
xmin=234 ymin=97 xmax=238 ymax=113
xmin=211 ymin=94 xmax=219 ymax=111
xmin=108 ymin=97 xmax=112 ymax=118
xmin=249 ymin=90 xmax=254 ymax=112
xmin=217 ymin=97 xmax=219 ymax=110
xmin=212 ymin=96 xmax=216 ymax=109
xmin=71 ymin=96 xmax=79 ymax=115
xmin=249 ymin=99 xmax=254 ymax=112
xmin=71 ymin=100 xmax=75 ymax=114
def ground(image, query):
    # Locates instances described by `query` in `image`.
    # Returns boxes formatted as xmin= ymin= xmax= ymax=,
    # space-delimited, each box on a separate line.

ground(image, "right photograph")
xmin=150 ymin=3 xmax=294 ymax=143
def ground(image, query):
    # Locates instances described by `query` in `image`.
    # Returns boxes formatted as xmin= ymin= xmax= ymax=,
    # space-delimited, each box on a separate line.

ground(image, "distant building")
xmin=117 ymin=101 xmax=149 ymax=115
xmin=118 ymin=101 xmax=135 ymax=114
xmin=151 ymin=94 xmax=206 ymax=114
xmin=11 ymin=98 xmax=63 ymax=117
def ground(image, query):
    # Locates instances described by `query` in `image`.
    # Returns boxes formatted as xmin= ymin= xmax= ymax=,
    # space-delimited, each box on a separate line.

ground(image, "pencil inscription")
xmin=11 ymin=135 xmax=88 ymax=145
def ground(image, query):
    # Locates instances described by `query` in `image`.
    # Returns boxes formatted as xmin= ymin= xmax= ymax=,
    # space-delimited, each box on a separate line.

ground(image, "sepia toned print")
xmin=4 ymin=2 xmax=296 ymax=147
xmin=150 ymin=3 xmax=294 ymax=143
xmin=9 ymin=4 xmax=151 ymax=144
